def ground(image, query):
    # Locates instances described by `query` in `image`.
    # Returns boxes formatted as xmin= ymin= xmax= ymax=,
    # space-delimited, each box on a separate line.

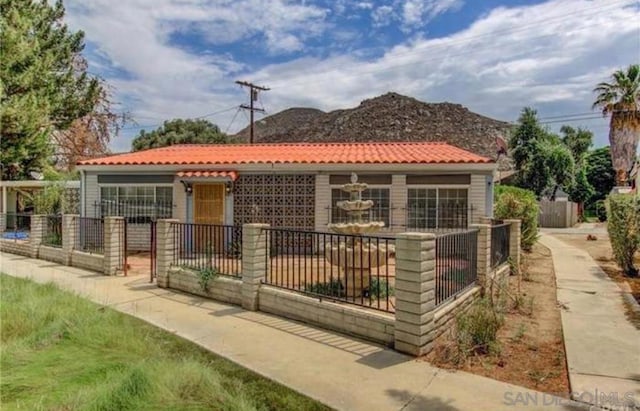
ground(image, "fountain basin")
xmin=328 ymin=222 xmax=385 ymax=235
xmin=336 ymin=199 xmax=374 ymax=212
xmin=324 ymin=240 xmax=391 ymax=297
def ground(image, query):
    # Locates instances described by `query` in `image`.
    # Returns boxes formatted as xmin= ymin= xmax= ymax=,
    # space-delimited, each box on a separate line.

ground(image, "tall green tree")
xmin=585 ymin=146 xmax=616 ymax=206
xmin=510 ymin=107 xmax=552 ymax=197
xmin=1 ymin=0 xmax=102 ymax=180
xmin=593 ymin=64 xmax=640 ymax=186
xmin=560 ymin=126 xmax=594 ymax=207
xmin=131 ymin=119 xmax=230 ymax=151
xmin=509 ymin=107 xmax=575 ymax=198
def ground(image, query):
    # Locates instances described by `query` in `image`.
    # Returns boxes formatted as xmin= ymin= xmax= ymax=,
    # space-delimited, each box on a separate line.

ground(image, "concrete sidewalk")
xmin=0 ymin=252 xmax=586 ymax=411
xmin=540 ymin=235 xmax=640 ymax=409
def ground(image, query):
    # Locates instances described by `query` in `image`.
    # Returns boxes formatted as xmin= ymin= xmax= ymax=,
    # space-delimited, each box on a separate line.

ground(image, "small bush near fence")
xmin=44 ymin=215 xmax=62 ymax=247
xmin=606 ymin=194 xmax=640 ymax=277
xmin=494 ymin=185 xmax=539 ymax=251
xmin=435 ymin=298 xmax=504 ymax=365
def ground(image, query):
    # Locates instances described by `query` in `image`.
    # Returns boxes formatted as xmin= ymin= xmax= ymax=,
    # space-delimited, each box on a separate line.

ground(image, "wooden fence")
xmin=538 ymin=200 xmax=579 ymax=228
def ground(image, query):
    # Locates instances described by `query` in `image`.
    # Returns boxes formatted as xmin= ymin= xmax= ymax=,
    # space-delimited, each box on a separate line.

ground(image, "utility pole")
xmin=235 ymin=80 xmax=269 ymax=144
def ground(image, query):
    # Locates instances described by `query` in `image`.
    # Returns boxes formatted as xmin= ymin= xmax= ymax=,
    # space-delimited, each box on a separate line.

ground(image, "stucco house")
xmin=76 ymin=142 xmax=496 ymax=241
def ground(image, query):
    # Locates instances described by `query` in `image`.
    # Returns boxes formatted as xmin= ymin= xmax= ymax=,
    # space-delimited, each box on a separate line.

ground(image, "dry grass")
xmin=428 ymin=243 xmax=570 ymax=396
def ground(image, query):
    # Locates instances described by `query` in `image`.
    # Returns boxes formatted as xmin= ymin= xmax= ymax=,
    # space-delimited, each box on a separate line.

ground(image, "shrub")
xmin=456 ymin=298 xmax=504 ymax=355
xmin=606 ymin=194 xmax=640 ymax=277
xmin=494 ymin=185 xmax=539 ymax=251
xmin=196 ymin=268 xmax=219 ymax=292
xmin=367 ymin=277 xmax=394 ymax=301
xmin=595 ymin=200 xmax=607 ymax=222
xmin=304 ymin=279 xmax=344 ymax=297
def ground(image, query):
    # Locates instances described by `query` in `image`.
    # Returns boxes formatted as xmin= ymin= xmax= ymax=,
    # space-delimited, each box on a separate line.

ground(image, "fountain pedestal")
xmin=324 ymin=173 xmax=390 ymax=298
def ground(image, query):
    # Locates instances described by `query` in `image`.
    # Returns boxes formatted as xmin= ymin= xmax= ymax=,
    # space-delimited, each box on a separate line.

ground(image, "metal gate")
xmin=150 ymin=220 xmax=157 ymax=282
xmin=115 ymin=218 xmax=128 ymax=276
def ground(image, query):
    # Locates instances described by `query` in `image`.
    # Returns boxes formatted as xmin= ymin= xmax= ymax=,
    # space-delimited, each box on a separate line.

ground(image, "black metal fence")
xmin=263 ymin=228 xmax=396 ymax=313
xmin=1 ymin=213 xmax=31 ymax=241
xmin=43 ymin=215 xmax=63 ymax=247
xmin=95 ymin=199 xmax=171 ymax=252
xmin=171 ymin=223 xmax=242 ymax=277
xmin=491 ymin=223 xmax=511 ymax=268
xmin=435 ymin=229 xmax=478 ymax=306
xmin=74 ymin=217 xmax=104 ymax=254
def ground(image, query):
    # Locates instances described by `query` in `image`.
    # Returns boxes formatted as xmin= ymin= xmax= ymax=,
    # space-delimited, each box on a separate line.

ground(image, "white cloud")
xmin=63 ymin=0 xmax=639 ymax=151
xmin=372 ymin=5 xmax=396 ymax=27
xmin=250 ymin=0 xmax=638 ymax=144
xmin=373 ymin=0 xmax=463 ymax=30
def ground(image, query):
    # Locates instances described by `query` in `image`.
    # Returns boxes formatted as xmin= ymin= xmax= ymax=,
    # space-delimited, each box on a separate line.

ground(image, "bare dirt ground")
xmin=428 ymin=243 xmax=570 ymax=396
xmin=554 ymin=234 xmax=640 ymax=305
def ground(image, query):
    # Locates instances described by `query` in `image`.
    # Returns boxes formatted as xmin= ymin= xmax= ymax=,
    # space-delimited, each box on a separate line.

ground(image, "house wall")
xmin=81 ymin=169 xmax=494 ymax=230
xmin=390 ymin=175 xmax=407 ymax=230
xmin=84 ymin=172 xmax=99 ymax=218
xmin=470 ymin=174 xmax=488 ymax=224
xmin=314 ymin=175 xmax=331 ymax=232
xmin=173 ymin=176 xmax=186 ymax=221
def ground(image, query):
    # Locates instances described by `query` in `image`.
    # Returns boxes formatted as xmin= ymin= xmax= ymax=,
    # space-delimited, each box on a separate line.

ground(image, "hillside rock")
xmin=233 ymin=92 xmax=513 ymax=166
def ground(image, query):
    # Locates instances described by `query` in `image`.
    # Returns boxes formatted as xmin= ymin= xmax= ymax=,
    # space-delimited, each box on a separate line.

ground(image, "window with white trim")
xmin=407 ymin=188 xmax=468 ymax=229
xmin=331 ymin=188 xmax=390 ymax=226
xmin=99 ymin=186 xmax=173 ymax=221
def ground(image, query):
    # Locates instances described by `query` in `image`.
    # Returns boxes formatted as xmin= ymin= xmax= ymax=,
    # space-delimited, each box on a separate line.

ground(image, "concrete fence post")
xmin=30 ymin=214 xmax=46 ymax=258
xmin=156 ymin=219 xmax=178 ymax=288
xmin=241 ymin=223 xmax=269 ymax=311
xmin=471 ymin=223 xmax=491 ymax=293
xmin=62 ymin=214 xmax=78 ymax=265
xmin=103 ymin=216 xmax=125 ymax=275
xmin=394 ymin=232 xmax=437 ymax=356
xmin=504 ymin=219 xmax=522 ymax=269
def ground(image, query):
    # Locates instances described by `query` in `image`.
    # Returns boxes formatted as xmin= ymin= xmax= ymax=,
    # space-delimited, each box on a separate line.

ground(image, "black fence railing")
xmin=74 ymin=217 xmax=104 ymax=254
xmin=491 ymin=223 xmax=510 ymax=268
xmin=95 ymin=200 xmax=173 ymax=224
xmin=171 ymin=223 xmax=242 ymax=277
xmin=43 ymin=215 xmax=63 ymax=248
xmin=1 ymin=213 xmax=31 ymax=241
xmin=435 ymin=229 xmax=478 ymax=306
xmin=263 ymin=228 xmax=396 ymax=313
xmin=406 ymin=203 xmax=470 ymax=231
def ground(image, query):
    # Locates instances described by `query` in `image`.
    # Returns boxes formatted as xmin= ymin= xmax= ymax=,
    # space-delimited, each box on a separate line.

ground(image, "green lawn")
xmin=0 ymin=274 xmax=329 ymax=411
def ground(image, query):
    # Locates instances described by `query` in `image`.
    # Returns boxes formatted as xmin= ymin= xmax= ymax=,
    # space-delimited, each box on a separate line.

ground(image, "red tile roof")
xmin=176 ymin=170 xmax=238 ymax=180
xmin=77 ymin=142 xmax=493 ymax=166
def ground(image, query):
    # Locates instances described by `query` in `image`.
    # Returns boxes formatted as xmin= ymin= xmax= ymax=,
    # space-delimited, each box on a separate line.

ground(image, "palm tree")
xmin=593 ymin=64 xmax=640 ymax=186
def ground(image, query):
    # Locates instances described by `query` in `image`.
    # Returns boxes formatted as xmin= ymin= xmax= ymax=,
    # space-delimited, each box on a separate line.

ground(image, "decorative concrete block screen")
xmin=233 ymin=175 xmax=315 ymax=229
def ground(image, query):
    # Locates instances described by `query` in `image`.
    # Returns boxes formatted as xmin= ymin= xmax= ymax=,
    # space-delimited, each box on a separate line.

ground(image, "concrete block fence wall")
xmin=156 ymin=220 xmax=522 ymax=356
xmin=0 ymin=214 xmax=124 ymax=275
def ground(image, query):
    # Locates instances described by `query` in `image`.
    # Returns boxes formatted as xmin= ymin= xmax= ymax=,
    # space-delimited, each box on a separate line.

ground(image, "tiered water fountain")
xmin=325 ymin=173 xmax=390 ymax=297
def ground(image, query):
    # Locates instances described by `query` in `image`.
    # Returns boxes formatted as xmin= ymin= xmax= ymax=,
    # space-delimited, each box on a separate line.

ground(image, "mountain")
xmin=233 ymin=92 xmax=512 ymax=165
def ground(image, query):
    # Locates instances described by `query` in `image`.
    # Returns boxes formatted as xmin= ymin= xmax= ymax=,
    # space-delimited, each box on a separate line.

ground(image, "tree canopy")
xmin=131 ymin=119 xmax=231 ymax=151
xmin=585 ymin=146 xmax=616 ymax=206
xmin=593 ymin=64 xmax=640 ymax=185
xmin=1 ymin=0 xmax=109 ymax=179
xmin=509 ymin=107 xmax=576 ymax=199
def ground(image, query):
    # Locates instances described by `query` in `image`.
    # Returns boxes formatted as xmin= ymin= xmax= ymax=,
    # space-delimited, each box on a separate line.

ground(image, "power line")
xmin=119 ymin=106 xmax=238 ymax=131
xmin=539 ymin=116 xmax=605 ymax=125
xmin=224 ymin=107 xmax=242 ymax=134
xmin=236 ymin=80 xmax=270 ymax=143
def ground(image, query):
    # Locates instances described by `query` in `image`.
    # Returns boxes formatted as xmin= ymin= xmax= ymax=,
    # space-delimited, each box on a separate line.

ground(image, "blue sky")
xmin=63 ymin=0 xmax=640 ymax=152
